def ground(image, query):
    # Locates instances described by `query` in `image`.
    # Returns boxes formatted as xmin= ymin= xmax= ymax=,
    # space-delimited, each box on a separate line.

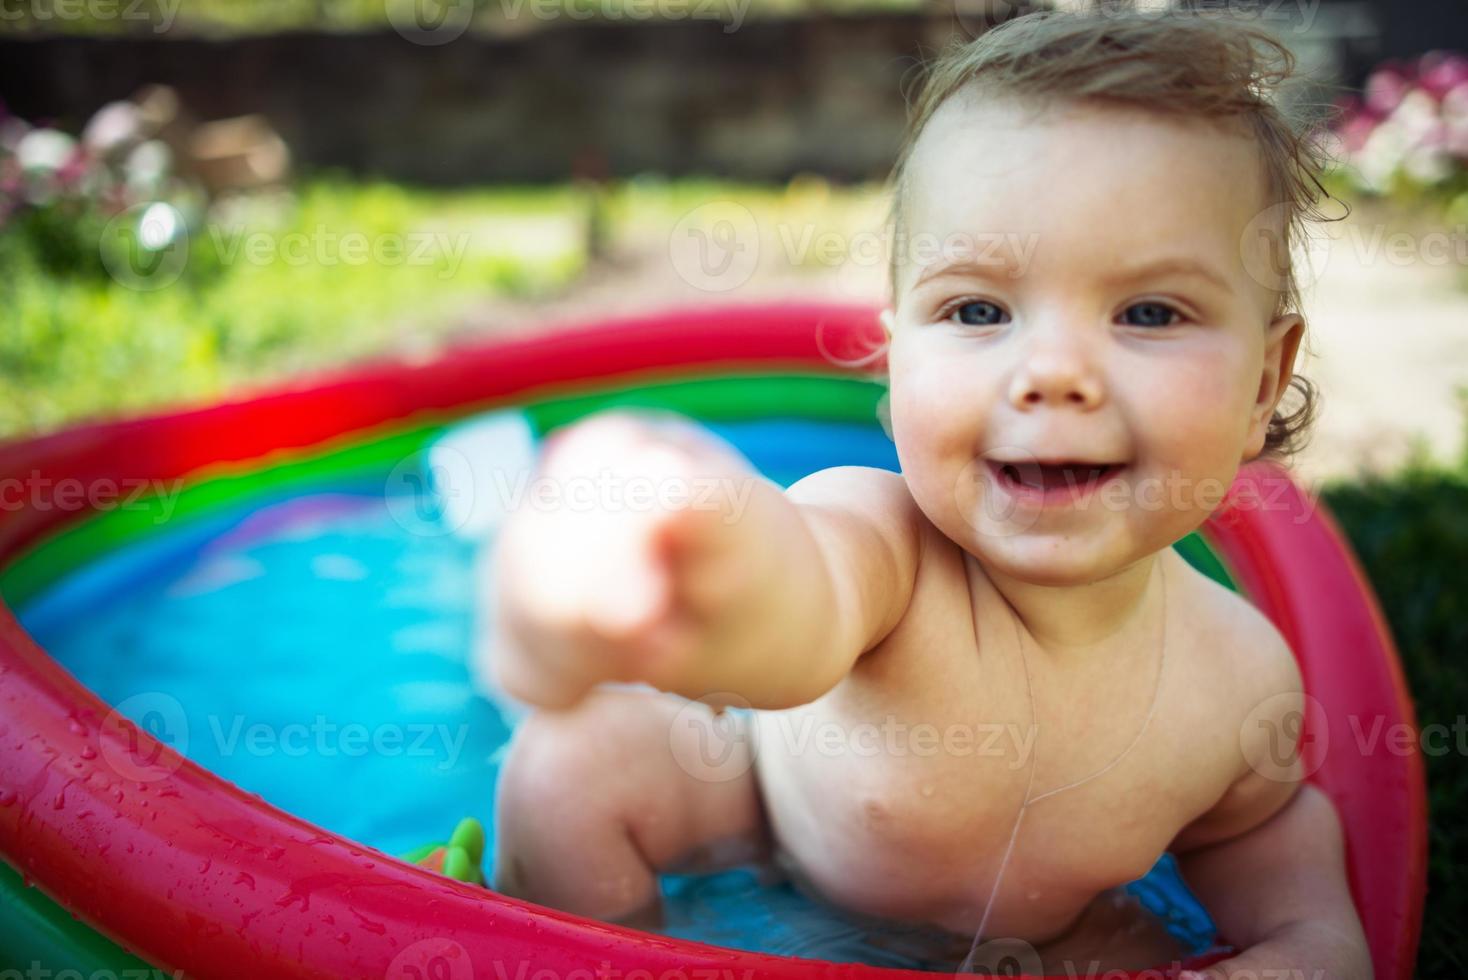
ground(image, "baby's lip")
xmin=985 ymin=454 xmax=1130 ymax=467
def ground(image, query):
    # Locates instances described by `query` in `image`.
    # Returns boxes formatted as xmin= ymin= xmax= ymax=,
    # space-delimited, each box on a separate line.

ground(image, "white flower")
xmin=125 ymin=139 xmax=172 ymax=194
xmin=81 ymin=101 xmax=143 ymax=156
xmin=15 ymin=128 xmax=75 ymax=172
xmin=1388 ymin=89 xmax=1443 ymax=145
xmin=1356 ymin=118 xmax=1413 ymax=191
xmin=1403 ymin=143 xmax=1454 ymax=186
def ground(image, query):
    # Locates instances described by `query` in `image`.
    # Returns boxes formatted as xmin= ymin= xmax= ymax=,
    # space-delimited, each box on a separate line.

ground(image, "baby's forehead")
xmin=896 ymin=92 xmax=1277 ymax=297
xmin=903 ymin=92 xmax=1270 ymax=243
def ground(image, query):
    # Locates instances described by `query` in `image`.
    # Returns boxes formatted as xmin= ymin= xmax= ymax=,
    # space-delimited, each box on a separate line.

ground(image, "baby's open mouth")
xmin=987 ymin=459 xmax=1126 ymax=493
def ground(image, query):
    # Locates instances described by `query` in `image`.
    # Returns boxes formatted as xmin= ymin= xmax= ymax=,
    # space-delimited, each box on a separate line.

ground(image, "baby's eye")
xmin=1119 ymin=302 xmax=1183 ymax=328
xmin=945 ymin=300 xmax=1010 ymax=327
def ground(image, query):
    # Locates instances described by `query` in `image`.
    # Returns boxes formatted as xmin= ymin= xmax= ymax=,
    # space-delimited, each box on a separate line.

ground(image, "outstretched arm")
xmin=493 ymin=411 xmax=922 ymax=710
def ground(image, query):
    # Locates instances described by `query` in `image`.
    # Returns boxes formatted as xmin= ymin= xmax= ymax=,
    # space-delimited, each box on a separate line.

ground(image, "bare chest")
xmin=752 ymin=560 xmax=1242 ymax=940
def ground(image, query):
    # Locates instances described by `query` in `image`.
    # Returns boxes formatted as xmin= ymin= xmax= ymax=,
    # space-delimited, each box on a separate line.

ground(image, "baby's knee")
xmin=497 ymin=693 xmax=664 ymax=815
xmin=498 ymin=710 xmax=602 ymax=812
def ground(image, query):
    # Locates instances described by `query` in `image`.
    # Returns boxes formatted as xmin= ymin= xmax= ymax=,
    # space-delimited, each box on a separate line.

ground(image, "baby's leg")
xmin=493 ymin=687 xmax=769 ymax=927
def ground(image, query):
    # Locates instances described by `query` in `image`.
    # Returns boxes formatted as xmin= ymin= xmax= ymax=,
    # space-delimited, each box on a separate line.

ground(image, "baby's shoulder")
xmin=1167 ymin=555 xmax=1308 ymax=843
xmin=1172 ymin=555 xmax=1304 ymax=748
xmin=785 ymin=465 xmax=935 ymax=555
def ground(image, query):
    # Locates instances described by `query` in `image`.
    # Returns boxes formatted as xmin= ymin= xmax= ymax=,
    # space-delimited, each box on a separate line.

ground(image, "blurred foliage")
xmin=0 ymin=177 xmax=587 ymax=435
xmin=1321 ymin=399 xmax=1468 ymax=979
xmin=1329 ymin=50 xmax=1468 ymax=215
xmin=0 ymin=0 xmax=923 ymax=36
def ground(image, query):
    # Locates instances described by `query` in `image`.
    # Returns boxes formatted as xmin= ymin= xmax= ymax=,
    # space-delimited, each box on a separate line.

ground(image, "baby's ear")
xmin=1243 ymin=313 xmax=1305 ymax=461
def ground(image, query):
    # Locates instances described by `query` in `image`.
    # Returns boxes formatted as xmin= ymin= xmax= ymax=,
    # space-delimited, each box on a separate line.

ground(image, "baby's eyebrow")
xmin=1097 ymin=257 xmax=1232 ymax=292
xmin=911 ymin=255 xmax=1026 ymax=290
xmin=909 ymin=254 xmax=1233 ymax=293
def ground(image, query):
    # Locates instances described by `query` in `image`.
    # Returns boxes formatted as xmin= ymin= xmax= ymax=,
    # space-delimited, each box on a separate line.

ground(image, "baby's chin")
xmin=933 ymin=498 xmax=1172 ymax=587
xmin=961 ymin=533 xmax=1145 ymax=588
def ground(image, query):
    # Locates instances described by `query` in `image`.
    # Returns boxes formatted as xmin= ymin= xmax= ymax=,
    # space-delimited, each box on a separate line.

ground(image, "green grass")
xmin=0 ymin=173 xmax=889 ymax=439
xmin=1323 ymin=443 xmax=1468 ymax=978
xmin=0 ymin=178 xmax=588 ymax=436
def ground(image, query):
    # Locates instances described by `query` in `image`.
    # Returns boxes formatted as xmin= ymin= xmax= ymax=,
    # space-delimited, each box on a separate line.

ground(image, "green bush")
xmin=1322 ymin=414 xmax=1468 ymax=977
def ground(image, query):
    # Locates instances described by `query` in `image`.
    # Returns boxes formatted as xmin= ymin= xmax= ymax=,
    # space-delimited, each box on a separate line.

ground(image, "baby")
xmin=488 ymin=10 xmax=1371 ymax=978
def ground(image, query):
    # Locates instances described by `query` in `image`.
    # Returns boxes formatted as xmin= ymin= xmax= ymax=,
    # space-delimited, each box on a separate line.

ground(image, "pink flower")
xmin=1339 ymin=113 xmax=1379 ymax=154
xmin=1419 ymin=51 xmax=1468 ymax=100
xmin=1365 ymin=67 xmax=1414 ymax=116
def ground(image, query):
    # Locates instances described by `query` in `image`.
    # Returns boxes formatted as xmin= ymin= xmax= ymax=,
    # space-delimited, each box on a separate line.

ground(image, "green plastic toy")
xmin=401 ymin=817 xmax=487 ymax=886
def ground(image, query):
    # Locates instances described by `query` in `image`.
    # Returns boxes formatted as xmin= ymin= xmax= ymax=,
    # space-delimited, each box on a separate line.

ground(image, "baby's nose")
xmin=1008 ymin=346 xmax=1104 ymax=410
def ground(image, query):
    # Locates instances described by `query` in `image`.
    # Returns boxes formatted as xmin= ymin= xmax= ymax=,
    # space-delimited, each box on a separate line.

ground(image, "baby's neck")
xmin=980 ymin=552 xmax=1164 ymax=653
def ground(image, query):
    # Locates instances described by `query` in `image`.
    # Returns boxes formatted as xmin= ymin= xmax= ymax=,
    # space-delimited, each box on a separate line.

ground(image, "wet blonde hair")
xmin=883 ymin=8 xmax=1332 ymax=459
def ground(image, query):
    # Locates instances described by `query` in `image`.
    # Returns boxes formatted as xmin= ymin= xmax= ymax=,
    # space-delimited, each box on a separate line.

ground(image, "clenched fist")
xmin=490 ymin=410 xmax=765 ymax=710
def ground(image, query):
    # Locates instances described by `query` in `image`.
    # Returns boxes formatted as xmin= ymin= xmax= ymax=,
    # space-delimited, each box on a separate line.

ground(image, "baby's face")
xmin=884 ymin=92 xmax=1303 ymax=586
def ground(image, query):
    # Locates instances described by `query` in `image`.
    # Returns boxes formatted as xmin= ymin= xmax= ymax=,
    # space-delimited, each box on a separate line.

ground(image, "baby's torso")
xmin=752 ymin=536 xmax=1258 ymax=946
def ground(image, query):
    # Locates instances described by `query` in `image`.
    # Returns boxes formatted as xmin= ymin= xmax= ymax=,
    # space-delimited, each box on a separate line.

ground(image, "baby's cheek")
xmin=888 ymin=353 xmax=971 ymax=451
xmin=1147 ymin=349 xmax=1255 ymax=453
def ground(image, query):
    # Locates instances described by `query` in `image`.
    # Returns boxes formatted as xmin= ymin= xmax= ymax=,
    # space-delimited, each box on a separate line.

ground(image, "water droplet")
xmin=79 ymin=746 xmax=97 ymax=760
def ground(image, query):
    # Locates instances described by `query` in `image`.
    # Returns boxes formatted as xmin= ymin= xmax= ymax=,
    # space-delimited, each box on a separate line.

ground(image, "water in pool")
xmin=16 ymin=434 xmax=1217 ymax=971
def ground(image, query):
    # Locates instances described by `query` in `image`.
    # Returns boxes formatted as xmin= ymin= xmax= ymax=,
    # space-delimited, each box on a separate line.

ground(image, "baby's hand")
xmin=1180 ymin=920 xmax=1371 ymax=980
xmin=491 ymin=410 xmax=755 ymax=709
